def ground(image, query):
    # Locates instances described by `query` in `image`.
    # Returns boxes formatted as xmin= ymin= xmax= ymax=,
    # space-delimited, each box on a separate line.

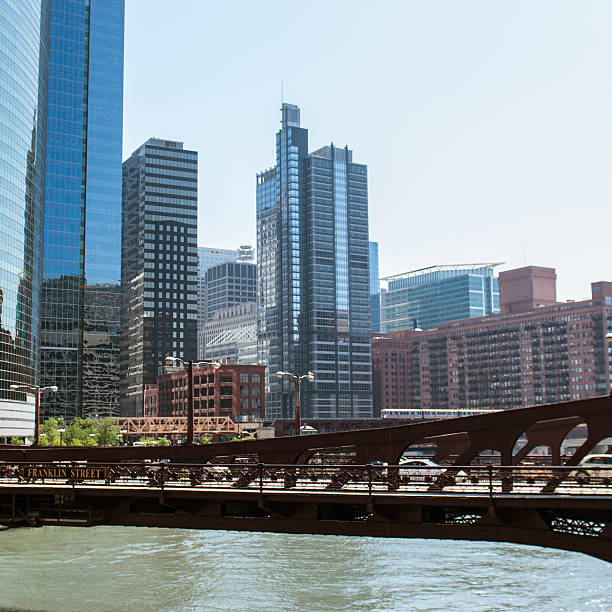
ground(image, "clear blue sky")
xmin=123 ymin=0 xmax=612 ymax=301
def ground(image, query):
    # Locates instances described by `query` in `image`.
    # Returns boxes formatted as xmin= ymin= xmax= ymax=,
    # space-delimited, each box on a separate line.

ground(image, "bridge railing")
xmin=1 ymin=462 xmax=612 ymax=497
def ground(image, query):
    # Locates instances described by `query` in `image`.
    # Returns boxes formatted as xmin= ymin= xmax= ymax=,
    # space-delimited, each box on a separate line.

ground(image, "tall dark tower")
xmin=121 ymin=139 xmax=199 ymax=416
xmin=256 ymin=104 xmax=372 ymax=420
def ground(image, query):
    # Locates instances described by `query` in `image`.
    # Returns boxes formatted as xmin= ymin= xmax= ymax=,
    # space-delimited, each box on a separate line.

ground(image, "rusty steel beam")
xmin=1 ymin=466 xmax=612 ymax=563
xmin=1 ymin=394 xmax=611 ymax=467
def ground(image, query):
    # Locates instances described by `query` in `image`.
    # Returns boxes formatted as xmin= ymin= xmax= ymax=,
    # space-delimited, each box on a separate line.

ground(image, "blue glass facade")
xmin=257 ymin=105 xmax=372 ymax=419
xmin=369 ymin=241 xmax=380 ymax=333
xmin=0 ymin=1 xmax=48 ymax=402
xmin=40 ymin=0 xmax=124 ymax=420
xmin=381 ymin=264 xmax=500 ymax=332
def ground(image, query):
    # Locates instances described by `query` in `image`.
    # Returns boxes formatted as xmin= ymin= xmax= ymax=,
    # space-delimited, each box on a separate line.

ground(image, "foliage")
xmin=95 ymin=417 xmax=121 ymax=446
xmin=138 ymin=436 xmax=170 ymax=447
xmin=9 ymin=437 xmax=24 ymax=445
xmin=229 ymin=433 xmax=255 ymax=442
xmin=34 ymin=416 xmax=121 ymax=447
xmin=199 ymin=436 xmax=212 ymax=445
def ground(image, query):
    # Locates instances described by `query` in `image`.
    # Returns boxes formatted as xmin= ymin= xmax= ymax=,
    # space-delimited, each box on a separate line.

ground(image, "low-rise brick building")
xmin=157 ymin=363 xmax=265 ymax=422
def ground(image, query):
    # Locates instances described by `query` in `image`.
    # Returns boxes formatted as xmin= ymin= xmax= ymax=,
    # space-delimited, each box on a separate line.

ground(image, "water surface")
xmin=0 ymin=527 xmax=611 ymax=611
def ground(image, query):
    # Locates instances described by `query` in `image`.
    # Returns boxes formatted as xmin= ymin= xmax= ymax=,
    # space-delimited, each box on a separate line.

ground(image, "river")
xmin=0 ymin=527 xmax=611 ymax=611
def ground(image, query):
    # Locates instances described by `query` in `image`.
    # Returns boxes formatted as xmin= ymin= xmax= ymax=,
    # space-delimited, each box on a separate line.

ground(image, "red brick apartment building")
xmin=373 ymin=267 xmax=612 ymax=418
xmin=157 ymin=363 xmax=265 ymax=422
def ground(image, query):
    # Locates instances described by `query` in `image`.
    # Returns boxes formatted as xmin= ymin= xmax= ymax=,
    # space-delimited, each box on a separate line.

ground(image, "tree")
xmin=95 ymin=417 xmax=120 ymax=446
xmin=138 ymin=436 xmax=170 ymax=447
xmin=64 ymin=418 xmax=97 ymax=446
xmin=35 ymin=417 xmax=63 ymax=446
xmin=10 ymin=437 xmax=24 ymax=445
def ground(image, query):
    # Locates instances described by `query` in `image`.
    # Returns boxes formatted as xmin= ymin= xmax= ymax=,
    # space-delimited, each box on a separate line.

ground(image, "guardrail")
xmin=1 ymin=462 xmax=612 ymax=499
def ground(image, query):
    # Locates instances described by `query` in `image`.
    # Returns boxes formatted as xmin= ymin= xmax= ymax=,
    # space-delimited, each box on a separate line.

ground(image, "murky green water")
xmin=0 ymin=527 xmax=611 ymax=611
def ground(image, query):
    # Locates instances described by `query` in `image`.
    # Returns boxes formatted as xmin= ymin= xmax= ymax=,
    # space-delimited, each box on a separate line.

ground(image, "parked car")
xmin=571 ymin=454 xmax=612 ymax=479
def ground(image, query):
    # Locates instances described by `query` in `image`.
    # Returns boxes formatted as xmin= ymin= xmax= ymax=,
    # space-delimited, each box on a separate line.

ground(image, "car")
xmin=398 ymin=457 xmax=444 ymax=477
xmin=570 ymin=454 xmax=612 ymax=479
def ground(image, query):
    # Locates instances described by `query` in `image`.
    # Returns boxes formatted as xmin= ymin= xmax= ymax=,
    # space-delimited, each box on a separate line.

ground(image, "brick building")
xmin=373 ymin=275 xmax=612 ymax=418
xmin=157 ymin=363 xmax=265 ymax=423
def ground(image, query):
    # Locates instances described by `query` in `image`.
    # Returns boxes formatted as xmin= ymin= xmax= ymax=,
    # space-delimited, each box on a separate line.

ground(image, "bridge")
xmin=0 ymin=460 xmax=611 ymax=562
xmin=1 ymin=395 xmax=611 ymax=562
xmin=114 ymin=416 xmax=238 ymax=437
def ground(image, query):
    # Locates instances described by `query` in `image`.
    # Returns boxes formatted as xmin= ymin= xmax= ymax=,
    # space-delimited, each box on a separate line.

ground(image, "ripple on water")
xmin=0 ymin=527 xmax=611 ymax=611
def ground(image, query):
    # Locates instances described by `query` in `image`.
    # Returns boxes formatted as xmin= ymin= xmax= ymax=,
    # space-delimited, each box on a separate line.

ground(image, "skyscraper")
xmin=0 ymin=0 xmax=48 ymax=437
xmin=381 ymin=264 xmax=501 ymax=332
xmin=257 ymin=104 xmax=372 ymax=420
xmin=197 ymin=245 xmax=254 ymax=336
xmin=205 ymin=262 xmax=256 ymax=322
xmin=39 ymin=0 xmax=124 ymax=420
xmin=369 ymin=241 xmax=381 ymax=333
xmin=121 ymin=138 xmax=198 ymax=416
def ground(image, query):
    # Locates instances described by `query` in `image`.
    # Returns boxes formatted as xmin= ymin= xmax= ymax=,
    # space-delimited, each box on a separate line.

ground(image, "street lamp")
xmin=57 ymin=427 xmax=66 ymax=447
xmin=10 ymin=384 xmax=58 ymax=446
xmin=276 ymin=371 xmax=315 ymax=436
xmin=165 ymin=356 xmax=220 ymax=445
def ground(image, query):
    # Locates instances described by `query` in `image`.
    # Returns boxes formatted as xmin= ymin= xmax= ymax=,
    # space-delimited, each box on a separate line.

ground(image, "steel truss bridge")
xmin=1 ymin=394 xmax=612 ymax=562
xmin=115 ymin=417 xmax=238 ymax=436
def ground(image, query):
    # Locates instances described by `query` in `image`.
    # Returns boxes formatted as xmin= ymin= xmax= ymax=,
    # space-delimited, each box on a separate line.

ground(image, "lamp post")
xmin=276 ymin=371 xmax=315 ymax=436
xmin=57 ymin=427 xmax=66 ymax=447
xmin=10 ymin=384 xmax=58 ymax=446
xmin=165 ymin=356 xmax=220 ymax=445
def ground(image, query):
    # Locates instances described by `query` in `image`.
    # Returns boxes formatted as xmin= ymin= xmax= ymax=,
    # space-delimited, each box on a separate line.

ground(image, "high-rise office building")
xmin=199 ymin=302 xmax=257 ymax=364
xmin=257 ymin=104 xmax=372 ymax=420
xmin=0 ymin=1 xmax=49 ymax=439
xmin=369 ymin=242 xmax=381 ymax=333
xmin=197 ymin=245 xmax=254 ymax=336
xmin=197 ymin=260 xmax=256 ymax=358
xmin=198 ymin=247 xmax=238 ymax=273
xmin=381 ymin=264 xmax=500 ymax=332
xmin=205 ymin=262 xmax=256 ymax=321
xmin=121 ymin=138 xmax=198 ymax=416
xmin=39 ymin=0 xmax=124 ymax=420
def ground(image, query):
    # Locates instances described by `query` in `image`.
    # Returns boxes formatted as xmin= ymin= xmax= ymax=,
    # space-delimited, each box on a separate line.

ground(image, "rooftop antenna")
xmin=281 ymin=80 xmax=284 ymax=104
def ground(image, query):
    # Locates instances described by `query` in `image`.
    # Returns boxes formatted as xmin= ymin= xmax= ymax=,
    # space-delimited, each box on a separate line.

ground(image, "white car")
xmin=571 ymin=454 xmax=612 ymax=479
xmin=398 ymin=457 xmax=444 ymax=476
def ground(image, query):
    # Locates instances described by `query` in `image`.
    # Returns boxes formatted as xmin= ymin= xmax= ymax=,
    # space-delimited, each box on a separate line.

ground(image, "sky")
xmin=123 ymin=0 xmax=612 ymax=301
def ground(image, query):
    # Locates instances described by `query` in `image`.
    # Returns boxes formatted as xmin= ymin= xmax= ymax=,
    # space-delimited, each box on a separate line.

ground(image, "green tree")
xmin=9 ymin=437 xmax=24 ymax=445
xmin=64 ymin=418 xmax=97 ymax=446
xmin=138 ymin=436 xmax=170 ymax=447
xmin=95 ymin=417 xmax=120 ymax=446
xmin=35 ymin=417 xmax=63 ymax=446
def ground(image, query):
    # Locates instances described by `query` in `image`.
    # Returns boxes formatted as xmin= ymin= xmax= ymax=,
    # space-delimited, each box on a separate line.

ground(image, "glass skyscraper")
xmin=121 ymin=139 xmax=198 ymax=416
xmin=381 ymin=264 xmax=501 ymax=332
xmin=257 ymin=104 xmax=372 ymax=419
xmin=0 ymin=1 xmax=48 ymax=421
xmin=369 ymin=241 xmax=380 ymax=333
xmin=39 ymin=0 xmax=124 ymax=420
